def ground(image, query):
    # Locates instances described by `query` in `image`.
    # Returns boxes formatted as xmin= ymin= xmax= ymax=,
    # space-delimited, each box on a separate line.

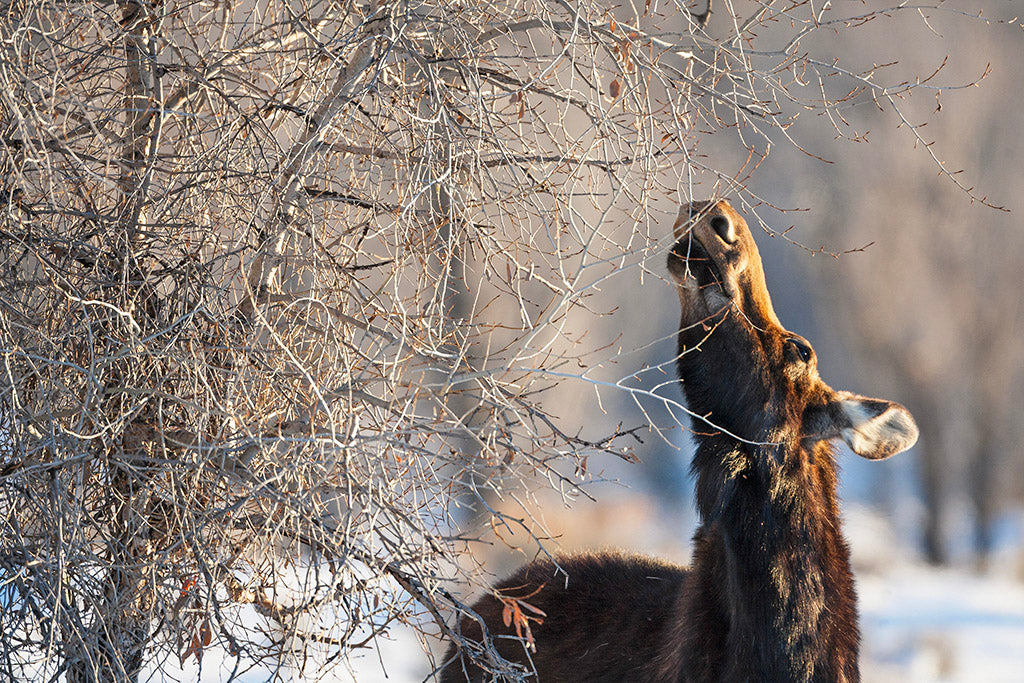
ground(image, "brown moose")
xmin=440 ymin=199 xmax=918 ymax=682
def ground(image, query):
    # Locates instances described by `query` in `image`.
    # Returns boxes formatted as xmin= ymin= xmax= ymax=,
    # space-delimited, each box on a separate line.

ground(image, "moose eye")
xmin=787 ymin=337 xmax=813 ymax=363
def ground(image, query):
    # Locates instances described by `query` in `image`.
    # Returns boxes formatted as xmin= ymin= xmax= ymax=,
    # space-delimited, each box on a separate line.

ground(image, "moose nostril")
xmin=710 ymin=215 xmax=736 ymax=243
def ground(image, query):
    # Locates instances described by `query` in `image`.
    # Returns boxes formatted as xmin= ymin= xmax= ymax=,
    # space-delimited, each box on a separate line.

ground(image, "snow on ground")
xmin=337 ymin=560 xmax=1024 ymax=683
xmin=859 ymin=564 xmax=1024 ymax=682
xmin=845 ymin=505 xmax=1024 ymax=682
xmin=351 ymin=564 xmax=1024 ymax=683
xmin=159 ymin=502 xmax=1024 ymax=681
xmin=340 ymin=506 xmax=1024 ymax=683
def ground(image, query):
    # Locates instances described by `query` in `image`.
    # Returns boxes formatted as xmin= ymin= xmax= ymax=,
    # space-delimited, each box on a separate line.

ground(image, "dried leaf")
xmin=608 ymin=79 xmax=621 ymax=99
xmin=181 ymin=634 xmax=203 ymax=664
xmin=620 ymin=39 xmax=633 ymax=72
xmin=517 ymin=599 xmax=547 ymax=618
xmin=200 ymin=620 xmax=212 ymax=647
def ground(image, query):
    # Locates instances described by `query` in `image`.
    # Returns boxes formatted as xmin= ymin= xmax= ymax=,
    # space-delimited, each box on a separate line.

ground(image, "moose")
xmin=440 ymin=199 xmax=918 ymax=682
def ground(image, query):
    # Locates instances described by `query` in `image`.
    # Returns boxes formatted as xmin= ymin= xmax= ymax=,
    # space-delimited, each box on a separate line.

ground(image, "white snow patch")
xmin=141 ymin=505 xmax=1024 ymax=681
xmin=859 ymin=565 xmax=1024 ymax=682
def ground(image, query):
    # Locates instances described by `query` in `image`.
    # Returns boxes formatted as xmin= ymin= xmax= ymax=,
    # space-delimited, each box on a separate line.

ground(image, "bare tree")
xmin=786 ymin=10 xmax=1024 ymax=567
xmin=0 ymin=1 xmax=1000 ymax=680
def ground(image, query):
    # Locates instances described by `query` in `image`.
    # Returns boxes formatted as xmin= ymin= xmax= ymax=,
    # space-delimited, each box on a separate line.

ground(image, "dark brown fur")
xmin=439 ymin=200 xmax=918 ymax=682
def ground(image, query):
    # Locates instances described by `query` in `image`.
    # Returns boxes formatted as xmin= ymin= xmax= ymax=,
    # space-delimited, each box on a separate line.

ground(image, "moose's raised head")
xmin=440 ymin=199 xmax=918 ymax=683
xmin=668 ymin=199 xmax=918 ymax=462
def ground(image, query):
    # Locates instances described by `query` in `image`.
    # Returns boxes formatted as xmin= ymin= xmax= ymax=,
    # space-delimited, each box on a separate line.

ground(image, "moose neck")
xmin=689 ymin=434 xmax=860 ymax=681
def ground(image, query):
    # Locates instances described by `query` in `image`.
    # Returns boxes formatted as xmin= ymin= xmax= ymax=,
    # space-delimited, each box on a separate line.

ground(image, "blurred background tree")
xmin=1 ymin=0 xmax=1020 ymax=681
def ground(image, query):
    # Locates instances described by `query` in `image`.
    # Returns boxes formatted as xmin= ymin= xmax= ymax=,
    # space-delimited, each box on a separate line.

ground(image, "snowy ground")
xmin=342 ymin=566 xmax=1024 ymax=683
xmin=339 ymin=558 xmax=1024 ymax=683
xmin=337 ymin=504 xmax=1024 ymax=683
xmin=163 ymin=503 xmax=1024 ymax=682
xmin=859 ymin=565 xmax=1024 ymax=682
xmin=848 ymin=505 xmax=1024 ymax=683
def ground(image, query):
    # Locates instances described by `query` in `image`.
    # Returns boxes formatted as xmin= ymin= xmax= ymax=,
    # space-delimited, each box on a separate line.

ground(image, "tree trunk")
xmin=65 ymin=2 xmax=158 ymax=679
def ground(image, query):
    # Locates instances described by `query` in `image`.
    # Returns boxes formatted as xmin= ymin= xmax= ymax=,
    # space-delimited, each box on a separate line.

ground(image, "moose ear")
xmin=835 ymin=394 xmax=919 ymax=460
